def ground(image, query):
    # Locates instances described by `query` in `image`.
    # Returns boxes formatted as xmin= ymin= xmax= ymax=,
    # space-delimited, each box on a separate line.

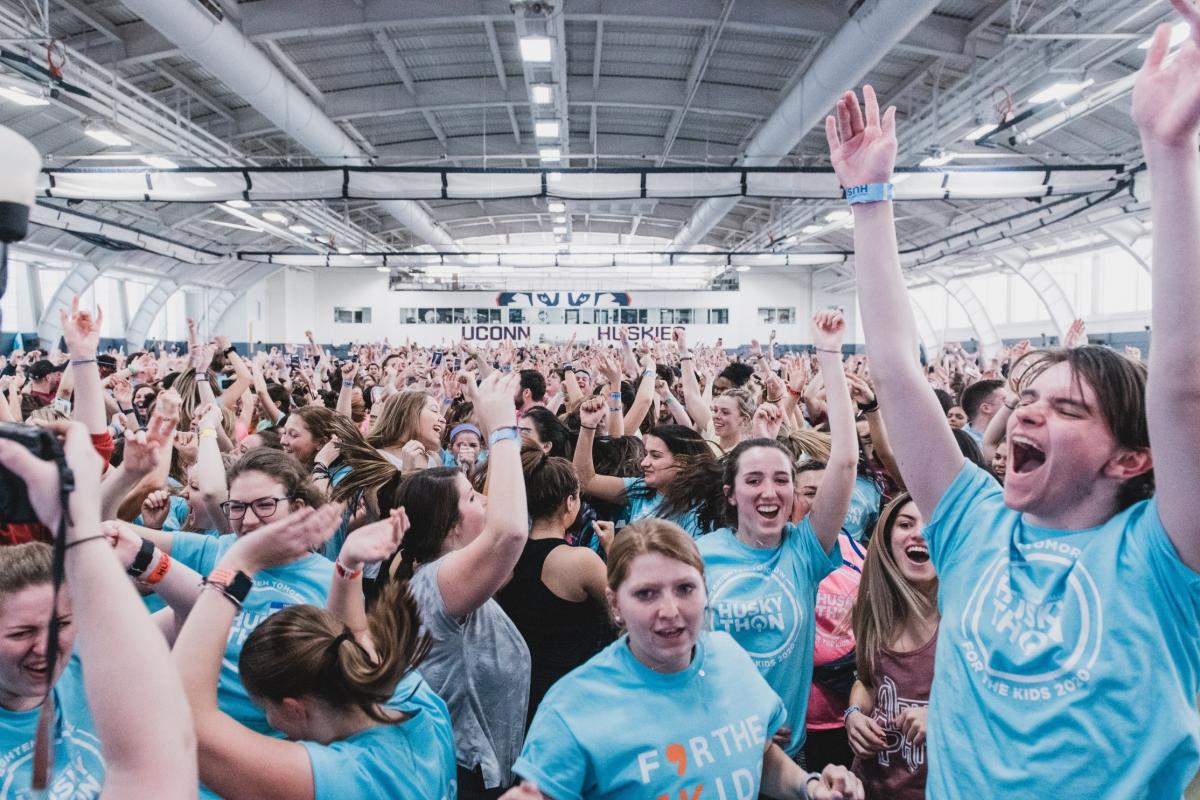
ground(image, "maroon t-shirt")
xmin=851 ymin=626 xmax=937 ymax=800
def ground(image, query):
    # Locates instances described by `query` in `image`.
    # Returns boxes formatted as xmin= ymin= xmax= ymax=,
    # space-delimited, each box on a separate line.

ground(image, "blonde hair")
xmin=0 ymin=542 xmax=52 ymax=595
xmin=607 ymin=519 xmax=704 ymax=592
xmin=851 ymin=493 xmax=938 ymax=689
xmin=780 ymin=429 xmax=832 ymax=465
xmin=368 ymin=391 xmax=432 ymax=449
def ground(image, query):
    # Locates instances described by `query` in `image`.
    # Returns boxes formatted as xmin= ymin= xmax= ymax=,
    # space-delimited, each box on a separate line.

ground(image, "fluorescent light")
xmin=535 ymin=120 xmax=560 ymax=138
xmin=1139 ymin=21 xmax=1189 ymax=49
xmin=351 ymin=254 xmax=367 ymax=262
xmin=539 ymin=146 xmax=561 ymax=161
xmin=553 ymin=226 xmax=567 ymax=234
xmin=736 ymin=265 xmax=751 ymax=272
xmin=85 ymin=124 xmax=131 ymax=147
xmin=141 ymin=156 xmax=178 ymax=169
xmin=919 ymin=152 xmax=956 ymax=167
xmin=185 ymin=176 xmax=216 ymax=187
xmin=1028 ymin=80 xmax=1094 ymax=105
xmin=376 ymin=266 xmax=390 ymax=273
xmin=824 ymin=209 xmax=852 ymax=223
xmin=337 ymin=246 xmax=352 ymax=254
xmin=801 ymin=224 xmax=822 ymax=234
xmin=964 ymin=123 xmax=996 ymax=142
xmin=548 ymin=201 xmax=566 ymax=212
xmin=531 ymin=84 xmax=553 ymax=104
xmin=262 ymin=211 xmax=289 ymax=224
xmin=547 ymin=171 xmax=562 ymax=182
xmin=0 ymin=85 xmax=48 ymax=107
xmin=225 ymin=200 xmax=252 ymax=209
xmin=519 ymin=36 xmax=553 ymax=62
xmin=553 ymin=215 xmax=566 ymax=223
xmin=288 ymin=224 xmax=312 ymax=235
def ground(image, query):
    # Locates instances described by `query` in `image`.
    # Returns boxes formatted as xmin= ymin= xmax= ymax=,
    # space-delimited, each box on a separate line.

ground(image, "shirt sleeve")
xmin=513 ymin=707 xmax=588 ymax=800
xmin=925 ymin=460 xmax=1007 ymax=572
xmin=301 ymin=741 xmax=369 ymax=800
xmin=1131 ymin=500 xmax=1200 ymax=632
xmin=788 ymin=518 xmax=842 ymax=587
xmin=169 ymin=531 xmax=225 ymax=574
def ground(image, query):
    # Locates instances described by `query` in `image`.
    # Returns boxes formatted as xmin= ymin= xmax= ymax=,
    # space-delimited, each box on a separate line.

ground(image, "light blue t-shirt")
xmin=924 ymin=460 xmax=1200 ymax=797
xmin=697 ymin=518 xmax=840 ymax=757
xmin=843 ymin=475 xmax=882 ymax=542
xmin=514 ymin=632 xmax=785 ymax=800
xmin=133 ymin=494 xmax=190 ymax=532
xmin=0 ymin=657 xmax=103 ymax=798
xmin=301 ymin=670 xmax=457 ymax=800
xmin=170 ymin=532 xmax=333 ymax=735
xmin=620 ymin=477 xmax=705 ymax=537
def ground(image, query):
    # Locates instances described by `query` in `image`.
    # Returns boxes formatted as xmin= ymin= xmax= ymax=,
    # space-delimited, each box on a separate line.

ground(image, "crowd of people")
xmin=0 ymin=3 xmax=1197 ymax=797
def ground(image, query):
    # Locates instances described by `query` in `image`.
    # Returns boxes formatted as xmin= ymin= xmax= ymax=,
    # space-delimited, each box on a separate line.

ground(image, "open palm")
xmin=825 ymin=85 xmax=898 ymax=188
xmin=1132 ymin=0 xmax=1200 ymax=148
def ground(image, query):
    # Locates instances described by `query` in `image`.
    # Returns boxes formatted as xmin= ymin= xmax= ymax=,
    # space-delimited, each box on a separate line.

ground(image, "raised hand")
xmin=338 ymin=508 xmax=409 ymax=571
xmin=139 ymin=490 xmax=173 ymax=529
xmin=100 ymin=519 xmax=146 ymax=568
xmin=60 ymin=296 xmax=103 ymax=358
xmin=844 ymin=372 xmax=876 ymax=408
xmin=1063 ymin=318 xmax=1086 ymax=349
xmin=1132 ymin=0 xmax=1200 ymax=150
xmin=751 ymin=402 xmax=784 ymax=440
xmin=579 ymin=395 xmax=607 ymax=430
xmin=811 ymin=308 xmax=847 ymax=353
xmin=474 ymin=371 xmax=521 ymax=433
xmin=824 ymin=84 xmax=897 ymax=189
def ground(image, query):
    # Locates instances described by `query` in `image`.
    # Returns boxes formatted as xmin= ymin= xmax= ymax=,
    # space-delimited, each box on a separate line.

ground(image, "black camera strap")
xmin=31 ymin=455 xmax=75 ymax=793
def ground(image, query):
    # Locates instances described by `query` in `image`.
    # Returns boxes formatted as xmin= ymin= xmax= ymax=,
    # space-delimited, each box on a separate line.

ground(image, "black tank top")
xmin=496 ymin=538 xmax=614 ymax=726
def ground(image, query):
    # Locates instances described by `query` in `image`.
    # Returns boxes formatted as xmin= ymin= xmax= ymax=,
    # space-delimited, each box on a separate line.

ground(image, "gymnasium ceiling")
xmin=0 ymin=0 xmax=1172 ymax=293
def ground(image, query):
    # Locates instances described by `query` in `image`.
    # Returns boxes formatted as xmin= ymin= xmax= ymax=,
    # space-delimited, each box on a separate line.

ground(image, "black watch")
xmin=222 ymin=346 xmax=237 ymax=357
xmin=127 ymin=537 xmax=156 ymax=577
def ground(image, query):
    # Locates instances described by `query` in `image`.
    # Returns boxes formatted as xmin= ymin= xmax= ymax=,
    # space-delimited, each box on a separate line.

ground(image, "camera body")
xmin=0 ymin=422 xmax=65 ymax=525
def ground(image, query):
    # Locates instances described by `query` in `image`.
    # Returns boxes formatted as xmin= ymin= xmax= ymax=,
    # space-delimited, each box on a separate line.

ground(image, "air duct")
xmin=116 ymin=0 xmax=459 ymax=250
xmin=671 ymin=0 xmax=944 ymax=248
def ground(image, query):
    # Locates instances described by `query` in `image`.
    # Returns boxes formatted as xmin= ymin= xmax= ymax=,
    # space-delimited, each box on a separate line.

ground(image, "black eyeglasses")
xmin=220 ymin=496 xmax=293 ymax=521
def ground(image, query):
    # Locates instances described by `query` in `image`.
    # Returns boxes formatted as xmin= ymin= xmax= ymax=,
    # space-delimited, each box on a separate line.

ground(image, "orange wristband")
xmin=142 ymin=552 xmax=171 ymax=585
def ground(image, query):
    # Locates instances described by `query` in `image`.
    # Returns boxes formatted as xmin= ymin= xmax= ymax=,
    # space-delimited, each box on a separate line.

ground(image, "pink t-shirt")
xmin=806 ymin=533 xmax=865 ymax=730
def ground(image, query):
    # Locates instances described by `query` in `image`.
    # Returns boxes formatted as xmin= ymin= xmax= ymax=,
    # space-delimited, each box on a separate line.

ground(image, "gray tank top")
xmin=410 ymin=556 xmax=531 ymax=789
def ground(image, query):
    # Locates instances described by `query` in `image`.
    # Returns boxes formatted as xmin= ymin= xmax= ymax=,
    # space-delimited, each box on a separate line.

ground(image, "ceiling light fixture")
xmin=553 ymin=215 xmax=566 ymax=223
xmin=519 ymin=36 xmax=553 ymax=62
xmin=0 ymin=85 xmax=49 ymax=107
xmin=531 ymin=84 xmax=553 ymax=104
xmin=262 ymin=211 xmax=289 ymax=224
xmin=288 ymin=224 xmax=312 ymax=235
xmin=824 ymin=209 xmax=852 ymax=223
xmin=535 ymin=120 xmax=560 ymax=138
xmin=84 ymin=121 xmax=131 ymax=147
xmin=337 ymin=246 xmax=352 ymax=254
xmin=225 ymin=199 xmax=252 ymax=209
xmin=919 ymin=151 xmax=956 ymax=167
xmin=1028 ymin=79 xmax=1095 ymax=105
xmin=553 ymin=225 xmax=567 ymax=234
xmin=141 ymin=156 xmax=178 ymax=169
xmin=736 ymin=265 xmax=751 ymax=272
xmin=548 ymin=201 xmax=566 ymax=212
xmin=539 ymin=146 xmax=561 ymax=162
xmin=547 ymin=171 xmax=563 ymax=182
xmin=801 ymin=224 xmax=822 ymax=234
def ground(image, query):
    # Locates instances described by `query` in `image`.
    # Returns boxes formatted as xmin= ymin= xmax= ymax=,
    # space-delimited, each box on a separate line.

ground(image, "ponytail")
xmin=240 ymin=581 xmax=429 ymax=724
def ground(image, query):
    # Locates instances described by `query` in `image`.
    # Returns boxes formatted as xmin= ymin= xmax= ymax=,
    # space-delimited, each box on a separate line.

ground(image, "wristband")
xmin=222 ymin=346 xmax=237 ymax=357
xmin=119 ymin=407 xmax=135 ymax=414
xmin=488 ymin=425 xmax=520 ymax=447
xmin=204 ymin=569 xmax=253 ymax=607
xmin=501 ymin=363 xmax=513 ymax=373
xmin=580 ymin=424 xmax=597 ymax=431
xmin=765 ymin=395 xmax=783 ymax=405
xmin=642 ymin=369 xmax=655 ymax=378
xmin=845 ymin=182 xmax=894 ymax=205
xmin=609 ymin=391 xmax=622 ymax=400
xmin=334 ymin=559 xmax=363 ymax=580
xmin=842 ymin=704 xmax=863 ymax=725
xmin=199 ymin=427 xmax=217 ymax=439
xmin=1004 ymin=398 xmax=1019 ymax=411
xmin=814 ymin=347 xmax=841 ymax=355
xmin=678 ymin=355 xmax=693 ymax=362
xmin=787 ymin=387 xmax=803 ymax=398
xmin=803 ymin=773 xmax=823 ymax=800
xmin=68 ymin=358 xmax=96 ymax=366
xmin=127 ymin=537 xmax=156 ymax=577
xmin=563 ymin=364 xmax=574 ymax=371
xmin=141 ymin=551 xmax=171 ymax=586
xmin=858 ymin=399 xmax=879 ymax=414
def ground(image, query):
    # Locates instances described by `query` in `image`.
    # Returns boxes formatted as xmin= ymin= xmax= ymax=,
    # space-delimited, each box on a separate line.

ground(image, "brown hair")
xmin=606 ymin=519 xmax=704 ymax=593
xmin=368 ymin=391 xmax=434 ymax=450
xmin=239 ymin=581 xmax=429 ymax=724
xmin=521 ymin=443 xmax=579 ymax=522
xmin=0 ymin=542 xmax=52 ymax=595
xmin=227 ymin=449 xmax=325 ymax=509
xmin=1013 ymin=345 xmax=1152 ymax=509
xmin=851 ymin=493 xmax=938 ymax=688
xmin=288 ymin=406 xmax=339 ymax=467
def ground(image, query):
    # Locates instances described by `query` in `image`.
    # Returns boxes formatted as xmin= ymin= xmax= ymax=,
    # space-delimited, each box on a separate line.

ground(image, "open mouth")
xmin=654 ymin=627 xmax=686 ymax=641
xmin=756 ymin=504 xmax=782 ymax=521
xmin=23 ymin=663 xmax=48 ymax=680
xmin=904 ymin=544 xmax=930 ymax=564
xmin=1010 ymin=436 xmax=1046 ymax=475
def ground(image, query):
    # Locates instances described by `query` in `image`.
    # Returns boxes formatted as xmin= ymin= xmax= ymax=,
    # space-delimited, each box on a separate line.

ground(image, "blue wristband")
xmin=488 ymin=426 xmax=519 ymax=447
xmin=845 ymin=182 xmax=894 ymax=205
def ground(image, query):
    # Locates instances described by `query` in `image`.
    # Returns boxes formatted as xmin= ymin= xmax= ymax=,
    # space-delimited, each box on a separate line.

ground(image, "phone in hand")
xmin=432 ymin=351 xmax=444 ymax=367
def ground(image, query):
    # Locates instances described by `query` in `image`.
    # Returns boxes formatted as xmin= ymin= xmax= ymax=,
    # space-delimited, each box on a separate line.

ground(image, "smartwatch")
xmin=205 ymin=569 xmax=254 ymax=606
xmin=127 ymin=537 xmax=156 ymax=578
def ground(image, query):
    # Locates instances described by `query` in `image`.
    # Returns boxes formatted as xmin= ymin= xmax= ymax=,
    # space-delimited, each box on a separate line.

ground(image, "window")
xmin=509 ymin=308 xmax=525 ymax=323
xmin=708 ymin=308 xmax=729 ymax=324
xmin=758 ymin=307 xmax=794 ymax=324
xmin=677 ymin=308 xmax=695 ymax=324
xmin=334 ymin=307 xmax=371 ymax=324
xmin=659 ymin=309 xmax=675 ymax=324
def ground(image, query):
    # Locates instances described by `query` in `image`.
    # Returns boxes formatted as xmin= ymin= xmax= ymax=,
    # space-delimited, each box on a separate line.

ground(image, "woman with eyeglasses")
xmin=131 ymin=448 xmax=335 ymax=769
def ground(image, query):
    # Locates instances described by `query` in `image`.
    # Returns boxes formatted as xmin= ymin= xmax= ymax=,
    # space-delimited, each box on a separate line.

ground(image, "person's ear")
xmin=1103 ymin=447 xmax=1153 ymax=482
xmin=724 ymin=483 xmax=736 ymax=506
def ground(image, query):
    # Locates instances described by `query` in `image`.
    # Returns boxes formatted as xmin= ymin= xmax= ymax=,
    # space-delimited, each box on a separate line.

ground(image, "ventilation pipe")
xmin=671 ymin=0 xmax=944 ymax=248
xmin=116 ymin=0 xmax=459 ymax=250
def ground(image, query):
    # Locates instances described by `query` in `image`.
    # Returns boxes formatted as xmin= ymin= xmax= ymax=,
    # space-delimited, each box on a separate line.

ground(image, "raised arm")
xmin=193 ymin=403 xmax=232 ymax=534
xmin=0 ymin=422 xmax=197 ymax=799
xmin=825 ymin=85 xmax=962 ymax=517
xmin=674 ymin=328 xmax=713 ymax=433
xmin=327 ymin=510 xmax=407 ymax=655
xmin=217 ymin=339 xmax=253 ymax=408
xmin=437 ymin=372 xmax=530 ymax=618
xmin=622 ymin=354 xmax=658 ymax=434
xmin=60 ymin=298 xmax=107 ymax=435
xmin=571 ymin=396 xmax=631 ymax=504
xmin=807 ymin=311 xmax=860 ymax=553
xmin=1134 ymin=1 xmax=1200 ymax=571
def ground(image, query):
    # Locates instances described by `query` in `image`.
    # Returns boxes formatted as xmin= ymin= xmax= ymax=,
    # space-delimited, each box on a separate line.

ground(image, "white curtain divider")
xmin=349 ymin=171 xmax=445 ymax=199
xmin=646 ymin=171 xmax=741 ymax=198
xmin=446 ymin=172 xmax=543 ymax=199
